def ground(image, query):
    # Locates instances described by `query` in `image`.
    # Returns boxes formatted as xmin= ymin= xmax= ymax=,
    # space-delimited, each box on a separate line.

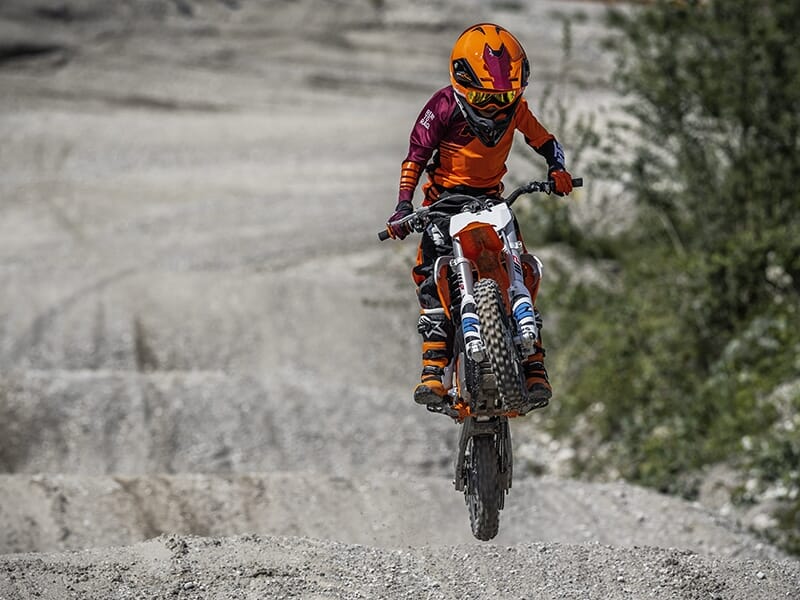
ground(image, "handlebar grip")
xmin=378 ymin=229 xmax=391 ymax=241
xmin=572 ymin=177 xmax=583 ymax=187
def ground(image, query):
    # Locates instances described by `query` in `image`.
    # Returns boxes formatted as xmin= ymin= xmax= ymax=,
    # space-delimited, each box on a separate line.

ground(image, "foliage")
xmin=522 ymin=0 xmax=800 ymax=554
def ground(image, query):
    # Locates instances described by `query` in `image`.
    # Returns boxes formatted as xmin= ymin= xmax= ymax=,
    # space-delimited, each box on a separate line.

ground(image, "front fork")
xmin=504 ymin=230 xmax=538 ymax=356
xmin=450 ymin=250 xmax=485 ymax=363
xmin=446 ymin=230 xmax=539 ymax=361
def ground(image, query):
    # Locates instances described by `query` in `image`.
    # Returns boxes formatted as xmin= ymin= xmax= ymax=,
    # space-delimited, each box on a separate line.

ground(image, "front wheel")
xmin=474 ymin=278 xmax=525 ymax=411
xmin=465 ymin=434 xmax=501 ymax=541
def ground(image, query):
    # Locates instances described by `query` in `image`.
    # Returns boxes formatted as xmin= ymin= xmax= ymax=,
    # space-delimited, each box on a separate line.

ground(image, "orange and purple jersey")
xmin=399 ymin=86 xmax=565 ymax=205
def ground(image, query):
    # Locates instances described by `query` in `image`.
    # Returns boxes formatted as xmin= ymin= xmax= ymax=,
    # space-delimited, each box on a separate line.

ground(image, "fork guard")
xmin=433 ymin=254 xmax=455 ymax=319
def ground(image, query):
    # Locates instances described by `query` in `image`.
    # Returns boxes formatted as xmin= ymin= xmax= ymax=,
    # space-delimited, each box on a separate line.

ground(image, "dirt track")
xmin=1 ymin=1 xmax=798 ymax=598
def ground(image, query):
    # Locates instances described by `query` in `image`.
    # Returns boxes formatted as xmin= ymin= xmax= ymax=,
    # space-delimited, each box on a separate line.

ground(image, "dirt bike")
xmin=378 ymin=176 xmax=583 ymax=541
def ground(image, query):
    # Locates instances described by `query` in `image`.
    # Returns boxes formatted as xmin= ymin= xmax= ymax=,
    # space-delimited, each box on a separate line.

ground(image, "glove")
xmin=549 ymin=169 xmax=574 ymax=196
xmin=386 ymin=201 xmax=414 ymax=240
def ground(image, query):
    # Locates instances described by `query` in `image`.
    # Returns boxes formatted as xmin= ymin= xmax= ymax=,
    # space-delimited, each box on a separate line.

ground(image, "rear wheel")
xmin=474 ymin=278 xmax=525 ymax=411
xmin=465 ymin=434 xmax=501 ymax=541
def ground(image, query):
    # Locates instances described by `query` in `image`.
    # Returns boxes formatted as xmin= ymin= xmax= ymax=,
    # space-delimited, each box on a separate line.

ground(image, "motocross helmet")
xmin=449 ymin=23 xmax=530 ymax=147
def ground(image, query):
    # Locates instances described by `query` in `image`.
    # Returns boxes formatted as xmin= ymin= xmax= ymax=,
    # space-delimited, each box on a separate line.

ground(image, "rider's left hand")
xmin=549 ymin=169 xmax=574 ymax=196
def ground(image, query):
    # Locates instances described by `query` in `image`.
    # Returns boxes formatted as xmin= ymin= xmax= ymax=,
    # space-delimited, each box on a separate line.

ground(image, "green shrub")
xmin=522 ymin=0 xmax=800 ymax=554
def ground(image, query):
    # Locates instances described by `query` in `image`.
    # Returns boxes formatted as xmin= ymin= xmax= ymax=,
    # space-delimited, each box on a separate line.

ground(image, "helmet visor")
xmin=466 ymin=89 xmax=517 ymax=108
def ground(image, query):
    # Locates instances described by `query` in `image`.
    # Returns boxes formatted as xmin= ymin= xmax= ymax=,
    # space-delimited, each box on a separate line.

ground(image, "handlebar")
xmin=378 ymin=176 xmax=583 ymax=241
xmin=378 ymin=210 xmax=419 ymax=241
xmin=505 ymin=177 xmax=583 ymax=205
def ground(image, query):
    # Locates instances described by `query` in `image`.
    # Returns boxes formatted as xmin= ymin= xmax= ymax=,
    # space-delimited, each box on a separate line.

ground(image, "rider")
xmin=386 ymin=23 xmax=575 ymax=409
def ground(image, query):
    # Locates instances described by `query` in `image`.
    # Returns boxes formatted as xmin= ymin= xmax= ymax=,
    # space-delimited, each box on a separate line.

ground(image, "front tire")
xmin=474 ymin=278 xmax=525 ymax=411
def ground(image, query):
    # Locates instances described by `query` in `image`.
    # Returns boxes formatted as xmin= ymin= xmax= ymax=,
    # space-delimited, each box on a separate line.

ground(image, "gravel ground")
xmin=2 ymin=534 xmax=798 ymax=600
xmin=1 ymin=1 xmax=798 ymax=598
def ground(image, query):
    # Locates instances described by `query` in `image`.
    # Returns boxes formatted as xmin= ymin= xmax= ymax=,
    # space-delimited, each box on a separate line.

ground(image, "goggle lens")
xmin=466 ymin=90 xmax=517 ymax=108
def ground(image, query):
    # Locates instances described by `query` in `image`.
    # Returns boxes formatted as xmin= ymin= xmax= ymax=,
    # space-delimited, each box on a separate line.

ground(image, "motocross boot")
xmin=521 ymin=307 xmax=551 ymax=411
xmin=413 ymin=309 xmax=452 ymax=406
xmin=522 ymin=343 xmax=552 ymax=408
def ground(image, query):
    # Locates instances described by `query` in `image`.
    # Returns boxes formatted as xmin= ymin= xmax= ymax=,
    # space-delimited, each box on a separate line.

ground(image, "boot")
xmin=413 ymin=364 xmax=447 ymax=405
xmin=413 ymin=309 xmax=452 ymax=406
xmin=522 ymin=330 xmax=553 ymax=414
xmin=522 ymin=308 xmax=551 ymax=410
xmin=522 ymin=343 xmax=552 ymax=410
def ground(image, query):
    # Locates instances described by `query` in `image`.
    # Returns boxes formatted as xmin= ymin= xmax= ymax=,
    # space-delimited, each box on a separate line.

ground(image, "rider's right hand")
xmin=386 ymin=201 xmax=414 ymax=239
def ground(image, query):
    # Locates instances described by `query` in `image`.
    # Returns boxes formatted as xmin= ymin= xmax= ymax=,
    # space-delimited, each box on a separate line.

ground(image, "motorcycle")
xmin=378 ymin=176 xmax=582 ymax=540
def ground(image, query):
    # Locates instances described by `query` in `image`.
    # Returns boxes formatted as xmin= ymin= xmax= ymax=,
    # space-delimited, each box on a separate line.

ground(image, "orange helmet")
xmin=449 ymin=24 xmax=530 ymax=146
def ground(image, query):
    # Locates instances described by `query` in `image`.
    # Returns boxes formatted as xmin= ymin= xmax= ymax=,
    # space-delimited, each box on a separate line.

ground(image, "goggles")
xmin=466 ymin=89 xmax=518 ymax=108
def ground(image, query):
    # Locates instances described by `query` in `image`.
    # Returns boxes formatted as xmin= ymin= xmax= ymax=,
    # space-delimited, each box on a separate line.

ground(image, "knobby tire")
xmin=473 ymin=278 xmax=525 ymax=411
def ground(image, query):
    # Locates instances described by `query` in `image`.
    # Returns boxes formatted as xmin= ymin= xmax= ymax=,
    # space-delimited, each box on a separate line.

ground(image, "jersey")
xmin=398 ymin=86 xmax=565 ymax=205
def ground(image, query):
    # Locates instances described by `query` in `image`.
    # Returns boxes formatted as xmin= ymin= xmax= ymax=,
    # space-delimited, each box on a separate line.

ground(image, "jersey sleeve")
xmin=398 ymin=87 xmax=452 ymax=203
xmin=515 ymin=98 xmax=566 ymax=172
